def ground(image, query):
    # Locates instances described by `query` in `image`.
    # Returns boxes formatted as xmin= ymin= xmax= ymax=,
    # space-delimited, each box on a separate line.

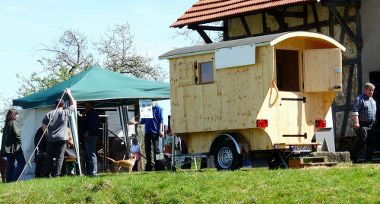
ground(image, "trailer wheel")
xmin=214 ymin=141 xmax=242 ymax=170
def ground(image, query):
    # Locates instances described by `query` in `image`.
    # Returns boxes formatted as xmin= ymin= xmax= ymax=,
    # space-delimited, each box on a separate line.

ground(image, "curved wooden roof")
xmin=159 ymin=31 xmax=345 ymax=59
xmin=270 ymin=31 xmax=346 ymax=51
xmin=172 ymin=0 xmax=314 ymax=28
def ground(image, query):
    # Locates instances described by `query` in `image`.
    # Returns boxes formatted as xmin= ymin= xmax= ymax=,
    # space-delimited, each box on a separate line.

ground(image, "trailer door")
xmin=279 ymin=92 xmax=307 ymax=143
xmin=303 ymin=48 xmax=342 ymax=92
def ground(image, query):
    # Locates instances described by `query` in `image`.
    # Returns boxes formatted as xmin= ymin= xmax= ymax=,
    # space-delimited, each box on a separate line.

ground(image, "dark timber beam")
xmin=303 ymin=5 xmax=308 ymax=30
xmin=339 ymin=6 xmax=350 ymax=43
xmin=226 ymin=15 xmax=356 ymax=40
xmin=283 ymin=11 xmax=304 ymax=18
xmin=343 ymin=58 xmax=360 ymax=66
xmin=328 ymin=6 xmax=362 ymax=49
xmin=328 ymin=8 xmax=335 ymax=36
xmin=334 ymin=104 xmax=346 ymax=112
xmin=223 ymin=20 xmax=229 ymax=41
xmin=332 ymin=100 xmax=337 ymax=136
xmin=322 ymin=0 xmax=360 ymax=7
xmin=340 ymin=64 xmax=355 ymax=137
xmin=262 ymin=12 xmax=267 ymax=33
xmin=311 ymin=3 xmax=321 ymax=32
xmin=240 ymin=16 xmax=252 ymax=36
xmin=188 ymin=25 xmax=224 ymax=31
xmin=195 ymin=29 xmax=213 ymax=44
xmin=355 ymin=5 xmax=363 ymax=96
xmin=268 ymin=10 xmax=289 ymax=31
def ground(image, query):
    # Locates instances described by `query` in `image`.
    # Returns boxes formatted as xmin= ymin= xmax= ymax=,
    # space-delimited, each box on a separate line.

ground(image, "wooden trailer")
xmin=160 ymin=31 xmax=345 ymax=170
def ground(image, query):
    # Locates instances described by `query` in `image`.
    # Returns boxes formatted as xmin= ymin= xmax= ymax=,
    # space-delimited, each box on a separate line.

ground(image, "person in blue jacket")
xmin=129 ymin=100 xmax=164 ymax=171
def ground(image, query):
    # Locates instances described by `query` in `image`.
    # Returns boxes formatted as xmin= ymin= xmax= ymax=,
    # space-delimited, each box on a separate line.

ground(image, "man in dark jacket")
xmin=351 ymin=82 xmax=377 ymax=162
xmin=81 ymin=101 xmax=100 ymax=176
xmin=34 ymin=126 xmax=49 ymax=178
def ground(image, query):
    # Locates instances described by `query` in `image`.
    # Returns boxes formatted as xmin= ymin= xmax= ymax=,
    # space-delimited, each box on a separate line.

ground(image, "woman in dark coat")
xmin=1 ymin=109 xmax=26 ymax=182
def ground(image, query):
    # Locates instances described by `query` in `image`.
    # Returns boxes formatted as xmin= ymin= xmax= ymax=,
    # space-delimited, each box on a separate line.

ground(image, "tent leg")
xmin=70 ymin=112 xmax=83 ymax=176
xmin=118 ymin=106 xmax=130 ymax=159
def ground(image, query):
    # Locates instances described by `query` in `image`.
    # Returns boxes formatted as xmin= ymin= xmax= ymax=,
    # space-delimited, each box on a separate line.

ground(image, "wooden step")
xmin=288 ymin=156 xmax=329 ymax=168
xmin=302 ymin=162 xmax=338 ymax=167
xmin=356 ymin=157 xmax=380 ymax=163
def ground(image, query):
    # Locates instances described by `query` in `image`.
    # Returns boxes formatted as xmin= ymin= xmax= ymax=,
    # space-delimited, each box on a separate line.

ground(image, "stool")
xmin=64 ymin=157 xmax=77 ymax=176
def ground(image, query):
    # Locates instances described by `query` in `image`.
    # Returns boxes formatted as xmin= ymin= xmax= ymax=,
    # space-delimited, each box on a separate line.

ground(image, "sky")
xmin=0 ymin=0 xmax=198 ymax=106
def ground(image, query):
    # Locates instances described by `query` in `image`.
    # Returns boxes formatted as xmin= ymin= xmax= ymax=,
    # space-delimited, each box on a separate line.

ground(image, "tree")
xmin=96 ymin=23 xmax=166 ymax=81
xmin=17 ymin=30 xmax=94 ymax=96
xmin=16 ymin=23 xmax=166 ymax=97
xmin=0 ymin=96 xmax=12 ymax=132
xmin=16 ymin=67 xmax=75 ymax=96
xmin=38 ymin=30 xmax=94 ymax=74
xmin=174 ymin=21 xmax=224 ymax=45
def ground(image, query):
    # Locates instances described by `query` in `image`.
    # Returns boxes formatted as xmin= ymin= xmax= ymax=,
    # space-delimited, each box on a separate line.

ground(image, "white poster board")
xmin=139 ymin=99 xmax=153 ymax=118
xmin=215 ymin=44 xmax=256 ymax=69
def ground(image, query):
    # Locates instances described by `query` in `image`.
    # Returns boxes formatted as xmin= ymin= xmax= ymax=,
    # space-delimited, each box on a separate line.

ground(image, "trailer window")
xmin=198 ymin=61 xmax=214 ymax=84
xmin=276 ymin=50 xmax=300 ymax=92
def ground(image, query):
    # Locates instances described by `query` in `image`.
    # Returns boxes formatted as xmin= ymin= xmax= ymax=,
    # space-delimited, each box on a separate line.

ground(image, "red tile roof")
xmin=171 ymin=0 xmax=314 ymax=28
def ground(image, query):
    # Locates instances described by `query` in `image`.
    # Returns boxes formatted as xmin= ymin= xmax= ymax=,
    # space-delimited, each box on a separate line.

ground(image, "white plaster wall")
xmin=361 ymin=0 xmax=380 ymax=83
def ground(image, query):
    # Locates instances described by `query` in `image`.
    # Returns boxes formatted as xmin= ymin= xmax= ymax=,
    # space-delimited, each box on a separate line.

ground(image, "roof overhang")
xmin=159 ymin=31 xmax=346 ymax=60
xmin=171 ymin=0 xmax=315 ymax=28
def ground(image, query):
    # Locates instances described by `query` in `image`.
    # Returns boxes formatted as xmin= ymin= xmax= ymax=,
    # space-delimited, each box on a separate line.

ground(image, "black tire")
xmin=200 ymin=157 xmax=207 ymax=169
xmin=214 ymin=140 xmax=242 ymax=170
xmin=180 ymin=141 xmax=191 ymax=169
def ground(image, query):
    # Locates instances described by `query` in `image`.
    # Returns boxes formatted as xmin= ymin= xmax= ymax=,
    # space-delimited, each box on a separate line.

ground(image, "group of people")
xmin=1 ymin=82 xmax=376 ymax=182
xmin=129 ymin=100 xmax=165 ymax=171
xmin=0 ymin=88 xmax=165 ymax=182
xmin=35 ymin=89 xmax=100 ymax=177
xmin=0 ymin=89 xmax=101 ymax=182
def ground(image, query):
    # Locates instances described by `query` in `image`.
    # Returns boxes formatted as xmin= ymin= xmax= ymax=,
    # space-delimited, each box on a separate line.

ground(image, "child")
xmin=130 ymin=138 xmax=142 ymax=171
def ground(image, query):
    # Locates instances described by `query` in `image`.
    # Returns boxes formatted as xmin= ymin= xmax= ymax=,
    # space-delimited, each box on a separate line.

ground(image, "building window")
xmin=199 ymin=61 xmax=214 ymax=84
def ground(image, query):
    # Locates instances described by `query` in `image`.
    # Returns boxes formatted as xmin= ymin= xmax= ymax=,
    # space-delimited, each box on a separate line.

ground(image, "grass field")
xmin=0 ymin=164 xmax=379 ymax=204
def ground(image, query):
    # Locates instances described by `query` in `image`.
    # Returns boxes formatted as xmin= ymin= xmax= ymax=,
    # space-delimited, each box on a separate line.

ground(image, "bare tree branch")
xmin=96 ymin=23 xmax=166 ymax=81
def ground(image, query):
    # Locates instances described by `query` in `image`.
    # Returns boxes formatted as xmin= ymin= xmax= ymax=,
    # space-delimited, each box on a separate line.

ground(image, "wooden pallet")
xmin=288 ymin=156 xmax=337 ymax=168
xmin=302 ymin=162 xmax=338 ymax=167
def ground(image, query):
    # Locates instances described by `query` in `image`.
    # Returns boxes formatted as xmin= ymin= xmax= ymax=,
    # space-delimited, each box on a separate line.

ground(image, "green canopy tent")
xmin=13 ymin=66 xmax=170 ymax=178
xmin=13 ymin=66 xmax=170 ymax=108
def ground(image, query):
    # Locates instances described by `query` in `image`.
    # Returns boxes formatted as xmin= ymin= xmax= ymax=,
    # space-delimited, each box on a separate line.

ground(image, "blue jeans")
xmin=6 ymin=150 xmax=26 ymax=182
xmin=84 ymin=136 xmax=97 ymax=175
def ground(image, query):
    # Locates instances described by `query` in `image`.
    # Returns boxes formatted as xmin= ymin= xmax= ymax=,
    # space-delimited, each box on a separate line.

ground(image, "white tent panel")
xmin=106 ymin=109 xmax=136 ymax=137
xmin=19 ymin=108 xmax=49 ymax=180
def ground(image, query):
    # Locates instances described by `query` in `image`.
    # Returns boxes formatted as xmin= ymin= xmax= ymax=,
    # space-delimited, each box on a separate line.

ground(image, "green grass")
xmin=0 ymin=164 xmax=379 ymax=204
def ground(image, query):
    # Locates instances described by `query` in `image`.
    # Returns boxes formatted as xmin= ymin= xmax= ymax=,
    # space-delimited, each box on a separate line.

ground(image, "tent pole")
xmin=70 ymin=110 xmax=83 ymax=176
xmin=124 ymin=105 xmax=131 ymax=156
xmin=118 ymin=106 xmax=129 ymax=158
